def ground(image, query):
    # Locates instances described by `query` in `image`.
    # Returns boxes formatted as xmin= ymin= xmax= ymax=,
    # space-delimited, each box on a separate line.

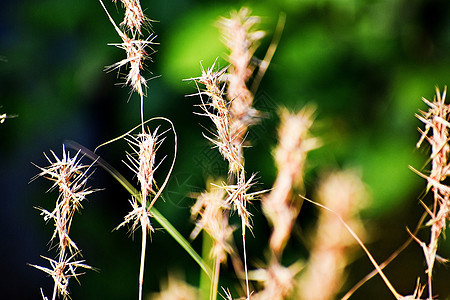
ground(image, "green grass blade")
xmin=151 ymin=208 xmax=212 ymax=278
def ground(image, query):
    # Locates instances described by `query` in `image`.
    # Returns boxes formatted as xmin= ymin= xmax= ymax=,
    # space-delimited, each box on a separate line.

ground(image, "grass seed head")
xmin=218 ymin=8 xmax=265 ymax=157
xmin=252 ymin=260 xmax=300 ymax=300
xmin=33 ymin=146 xmax=97 ymax=254
xmin=113 ymin=0 xmax=147 ymax=36
xmin=262 ymin=106 xmax=318 ymax=255
xmin=190 ymin=180 xmax=235 ymax=262
xmin=30 ymin=255 xmax=94 ymax=300
xmin=193 ymin=62 xmax=244 ymax=174
xmin=100 ymin=0 xmax=156 ymax=96
xmin=298 ymin=169 xmax=368 ymax=300
xmin=124 ymin=127 xmax=163 ymax=201
xmin=413 ymin=86 xmax=450 ymax=297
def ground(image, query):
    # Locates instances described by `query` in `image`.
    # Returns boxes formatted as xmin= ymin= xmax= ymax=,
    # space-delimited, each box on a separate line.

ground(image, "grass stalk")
xmin=139 ymin=225 xmax=147 ymax=300
xmin=210 ymin=256 xmax=220 ymax=300
xmin=241 ymin=221 xmax=249 ymax=300
xmin=199 ymin=231 xmax=213 ymax=300
xmin=66 ymin=140 xmax=212 ymax=278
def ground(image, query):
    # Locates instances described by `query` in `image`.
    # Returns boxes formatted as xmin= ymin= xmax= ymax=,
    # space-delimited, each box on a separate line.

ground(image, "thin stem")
xmin=250 ymin=12 xmax=285 ymax=94
xmin=304 ymin=197 xmax=402 ymax=300
xmin=200 ymin=231 xmax=214 ymax=300
xmin=51 ymin=284 xmax=57 ymax=300
xmin=428 ymin=275 xmax=432 ymax=300
xmin=139 ymin=223 xmax=147 ymax=300
xmin=211 ymin=256 xmax=221 ymax=300
xmin=341 ymin=212 xmax=426 ymax=300
xmin=241 ymin=220 xmax=250 ymax=299
xmin=140 ymin=94 xmax=145 ymax=133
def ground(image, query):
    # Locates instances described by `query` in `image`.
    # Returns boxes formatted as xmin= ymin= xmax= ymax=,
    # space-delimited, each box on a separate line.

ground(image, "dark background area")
xmin=1 ymin=0 xmax=449 ymax=299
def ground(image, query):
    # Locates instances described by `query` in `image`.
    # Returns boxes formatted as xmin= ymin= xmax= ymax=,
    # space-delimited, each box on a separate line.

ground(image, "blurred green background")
xmin=1 ymin=0 xmax=449 ymax=298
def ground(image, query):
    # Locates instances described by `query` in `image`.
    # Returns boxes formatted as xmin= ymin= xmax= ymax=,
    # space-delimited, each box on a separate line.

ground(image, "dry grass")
xmin=29 ymin=2 xmax=449 ymax=300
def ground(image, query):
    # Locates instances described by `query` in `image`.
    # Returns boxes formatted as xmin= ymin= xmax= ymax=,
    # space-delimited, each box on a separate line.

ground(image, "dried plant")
xmin=150 ymin=273 xmax=199 ymax=300
xmin=262 ymin=106 xmax=319 ymax=257
xmin=29 ymin=2 xmax=450 ymax=299
xmin=298 ymin=170 xmax=368 ymax=300
xmin=99 ymin=0 xmax=156 ymax=127
xmin=411 ymin=86 xmax=449 ymax=300
xmin=218 ymin=7 xmax=265 ymax=161
xmin=188 ymin=8 xmax=271 ymax=299
xmin=30 ymin=146 xmax=97 ymax=300
xmin=190 ymin=180 xmax=235 ymax=300
xmin=251 ymin=259 xmax=301 ymax=300
xmin=190 ymin=180 xmax=235 ymax=263
xmin=190 ymin=63 xmax=262 ymax=298
xmin=113 ymin=0 xmax=147 ymax=36
xmin=190 ymin=62 xmax=243 ymax=175
xmin=100 ymin=121 xmax=176 ymax=300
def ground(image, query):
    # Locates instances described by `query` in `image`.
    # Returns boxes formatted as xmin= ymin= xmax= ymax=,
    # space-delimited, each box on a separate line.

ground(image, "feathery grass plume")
xmin=191 ymin=61 xmax=243 ymax=175
xmin=190 ymin=63 xmax=263 ymax=225
xmin=251 ymin=259 xmax=301 ymax=300
xmin=189 ymin=8 xmax=271 ymax=298
xmin=262 ymin=106 xmax=319 ymax=257
xmin=218 ymin=8 xmax=265 ymax=164
xmin=188 ymin=63 xmax=253 ymax=294
xmin=115 ymin=126 xmax=166 ymax=300
xmin=190 ymin=61 xmax=263 ymax=299
xmin=0 ymin=112 xmax=17 ymax=123
xmin=190 ymin=180 xmax=235 ymax=263
xmin=150 ymin=273 xmax=199 ymax=300
xmin=99 ymin=0 xmax=155 ymax=97
xmin=112 ymin=0 xmax=146 ymax=36
xmin=190 ymin=180 xmax=236 ymax=300
xmin=221 ymin=171 xmax=263 ymax=230
xmin=99 ymin=0 xmax=156 ymax=129
xmin=30 ymin=146 xmax=97 ymax=300
xmin=297 ymin=169 xmax=368 ymax=300
xmin=30 ymin=255 xmax=94 ymax=300
xmin=411 ymin=86 xmax=449 ymax=299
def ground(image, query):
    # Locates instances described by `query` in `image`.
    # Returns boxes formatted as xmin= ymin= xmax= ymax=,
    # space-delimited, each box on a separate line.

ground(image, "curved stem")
xmin=65 ymin=140 xmax=212 ymax=278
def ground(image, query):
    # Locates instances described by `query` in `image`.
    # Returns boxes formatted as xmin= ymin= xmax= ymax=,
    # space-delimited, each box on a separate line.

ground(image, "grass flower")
xmin=190 ymin=181 xmax=234 ymax=262
xmin=33 ymin=146 xmax=96 ymax=254
xmin=189 ymin=61 xmax=259 ymax=300
xmin=411 ymin=86 xmax=449 ymax=299
xmin=150 ymin=273 xmax=199 ymax=300
xmin=113 ymin=0 xmax=146 ymax=36
xmin=218 ymin=8 xmax=265 ymax=166
xmin=189 ymin=9 xmax=270 ymax=297
xmin=251 ymin=259 xmax=300 ymax=300
xmin=116 ymin=126 xmax=167 ymax=300
xmin=29 ymin=255 xmax=94 ymax=300
xmin=221 ymin=172 xmax=262 ymax=231
xmin=218 ymin=8 xmax=264 ymax=132
xmin=298 ymin=170 xmax=368 ymax=300
xmin=190 ymin=62 xmax=243 ymax=174
xmin=262 ymin=106 xmax=319 ymax=256
xmin=100 ymin=0 xmax=156 ymax=98
xmin=31 ymin=146 xmax=97 ymax=299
